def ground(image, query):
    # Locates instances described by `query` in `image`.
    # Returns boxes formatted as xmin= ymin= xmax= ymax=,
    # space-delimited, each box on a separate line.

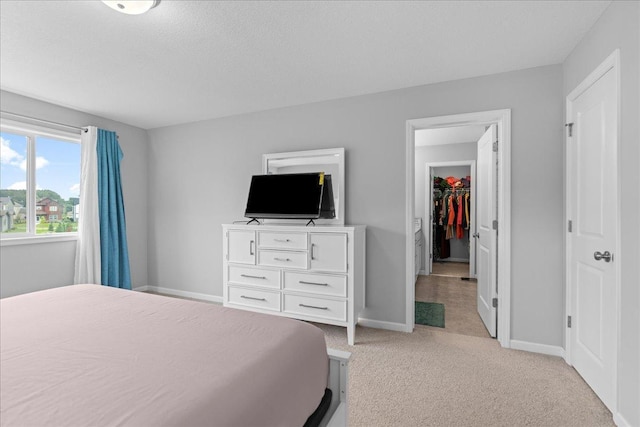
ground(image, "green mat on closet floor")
xmin=415 ymin=301 xmax=445 ymax=328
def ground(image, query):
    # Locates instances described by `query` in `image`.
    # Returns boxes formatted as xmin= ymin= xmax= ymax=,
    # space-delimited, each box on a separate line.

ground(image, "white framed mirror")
xmin=263 ymin=148 xmax=345 ymax=225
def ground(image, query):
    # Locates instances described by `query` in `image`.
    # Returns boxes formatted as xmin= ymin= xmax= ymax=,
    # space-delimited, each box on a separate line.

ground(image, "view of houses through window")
xmin=1 ymin=127 xmax=81 ymax=236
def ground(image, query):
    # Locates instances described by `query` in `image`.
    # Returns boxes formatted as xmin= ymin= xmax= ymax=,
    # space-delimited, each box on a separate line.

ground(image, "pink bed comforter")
xmin=0 ymin=285 xmax=328 ymax=426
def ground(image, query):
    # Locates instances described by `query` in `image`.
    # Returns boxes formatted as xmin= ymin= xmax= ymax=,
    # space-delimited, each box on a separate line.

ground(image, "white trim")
xmin=510 ymin=340 xmax=565 ymax=358
xmin=357 ymin=317 xmax=407 ymax=332
xmin=564 ymin=49 xmax=620 ymax=414
xmin=0 ymin=233 xmax=78 ymax=246
xmin=0 ymin=118 xmax=81 ymax=143
xmin=137 ymin=286 xmax=223 ymax=304
xmin=424 ymin=160 xmax=476 ymax=277
xmin=405 ymin=120 xmax=416 ymax=332
xmin=0 ymin=118 xmax=81 ymax=240
xmin=613 ymin=412 xmax=631 ymax=427
xmin=406 ymin=109 xmax=512 ymax=348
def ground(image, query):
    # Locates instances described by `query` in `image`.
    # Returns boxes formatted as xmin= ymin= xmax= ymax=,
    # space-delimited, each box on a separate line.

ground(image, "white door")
xmin=227 ymin=230 xmax=256 ymax=265
xmin=476 ymin=125 xmax=497 ymax=337
xmin=428 ymin=168 xmax=434 ymax=274
xmin=567 ymin=57 xmax=618 ymax=412
xmin=310 ymin=233 xmax=347 ymax=273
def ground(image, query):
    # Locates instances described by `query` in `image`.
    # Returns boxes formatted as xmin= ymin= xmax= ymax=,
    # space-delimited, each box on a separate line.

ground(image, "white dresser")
xmin=222 ymin=223 xmax=366 ymax=345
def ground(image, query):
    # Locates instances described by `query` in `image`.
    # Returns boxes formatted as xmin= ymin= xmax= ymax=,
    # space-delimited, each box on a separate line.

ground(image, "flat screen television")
xmin=244 ymin=173 xmax=335 ymax=221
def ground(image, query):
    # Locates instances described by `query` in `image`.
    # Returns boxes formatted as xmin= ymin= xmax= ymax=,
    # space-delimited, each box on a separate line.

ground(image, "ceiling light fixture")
xmin=101 ymin=0 xmax=160 ymax=15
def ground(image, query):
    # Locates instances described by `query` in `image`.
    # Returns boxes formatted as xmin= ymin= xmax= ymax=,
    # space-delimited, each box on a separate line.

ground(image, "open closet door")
xmin=428 ymin=168 xmax=434 ymax=275
xmin=476 ymin=124 xmax=497 ymax=337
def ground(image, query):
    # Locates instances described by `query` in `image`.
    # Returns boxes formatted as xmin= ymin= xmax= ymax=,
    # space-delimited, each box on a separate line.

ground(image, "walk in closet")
xmin=431 ymin=169 xmax=471 ymax=264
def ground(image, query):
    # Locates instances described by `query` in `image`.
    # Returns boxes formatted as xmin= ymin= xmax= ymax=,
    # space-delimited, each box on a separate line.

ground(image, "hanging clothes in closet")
xmin=432 ymin=176 xmax=471 ymax=261
xmin=432 ymin=188 xmax=449 ymax=260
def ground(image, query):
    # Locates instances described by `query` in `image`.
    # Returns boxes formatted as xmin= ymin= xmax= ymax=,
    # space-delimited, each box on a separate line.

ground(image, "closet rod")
xmin=1 ymin=110 xmax=88 ymax=133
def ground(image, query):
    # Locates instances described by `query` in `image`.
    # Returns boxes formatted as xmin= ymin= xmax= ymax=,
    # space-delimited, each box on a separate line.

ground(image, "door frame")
xmin=405 ymin=109 xmax=511 ymax=348
xmin=564 ymin=49 xmax=620 ymax=409
xmin=424 ymin=160 xmax=477 ymax=277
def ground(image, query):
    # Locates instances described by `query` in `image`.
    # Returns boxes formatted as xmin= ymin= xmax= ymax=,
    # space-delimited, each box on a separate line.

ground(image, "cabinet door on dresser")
xmin=227 ymin=230 xmax=256 ymax=264
xmin=309 ymin=233 xmax=347 ymax=272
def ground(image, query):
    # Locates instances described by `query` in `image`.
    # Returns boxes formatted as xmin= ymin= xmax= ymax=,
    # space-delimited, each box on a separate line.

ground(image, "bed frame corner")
xmin=323 ymin=348 xmax=351 ymax=427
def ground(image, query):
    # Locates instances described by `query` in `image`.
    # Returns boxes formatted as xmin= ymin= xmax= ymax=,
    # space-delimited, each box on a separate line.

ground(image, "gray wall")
xmin=0 ymin=91 xmax=149 ymax=298
xmin=562 ymin=1 xmax=640 ymax=424
xmin=147 ymin=64 xmax=565 ymax=347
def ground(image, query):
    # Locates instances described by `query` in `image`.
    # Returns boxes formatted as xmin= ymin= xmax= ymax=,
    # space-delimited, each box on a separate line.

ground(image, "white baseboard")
xmin=358 ymin=317 xmax=407 ymax=332
xmin=510 ymin=340 xmax=565 ymax=358
xmin=135 ymin=285 xmax=223 ymax=304
xmin=613 ymin=412 xmax=632 ymax=427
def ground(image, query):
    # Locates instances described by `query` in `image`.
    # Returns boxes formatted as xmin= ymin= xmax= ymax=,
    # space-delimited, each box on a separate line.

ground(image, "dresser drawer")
xmin=228 ymin=265 xmax=280 ymax=289
xmin=258 ymin=250 xmax=308 ymax=269
xmin=227 ymin=286 xmax=280 ymax=311
xmin=283 ymin=294 xmax=346 ymax=322
xmin=283 ymin=271 xmax=347 ymax=298
xmin=258 ymin=231 xmax=307 ymax=250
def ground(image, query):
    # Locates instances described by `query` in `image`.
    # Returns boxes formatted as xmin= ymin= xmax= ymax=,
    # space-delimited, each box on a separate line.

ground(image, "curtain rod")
xmin=0 ymin=110 xmax=88 ymax=133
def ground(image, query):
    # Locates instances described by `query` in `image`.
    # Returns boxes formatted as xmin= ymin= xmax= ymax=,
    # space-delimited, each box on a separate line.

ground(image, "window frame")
xmin=0 ymin=118 xmax=81 ymax=246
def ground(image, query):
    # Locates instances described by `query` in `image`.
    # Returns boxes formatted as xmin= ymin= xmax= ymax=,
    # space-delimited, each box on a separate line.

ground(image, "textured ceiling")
xmin=0 ymin=1 xmax=610 ymax=130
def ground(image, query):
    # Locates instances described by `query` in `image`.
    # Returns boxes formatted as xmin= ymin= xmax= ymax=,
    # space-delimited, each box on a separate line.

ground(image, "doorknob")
xmin=593 ymin=251 xmax=613 ymax=262
xmin=472 ymin=233 xmax=480 ymax=239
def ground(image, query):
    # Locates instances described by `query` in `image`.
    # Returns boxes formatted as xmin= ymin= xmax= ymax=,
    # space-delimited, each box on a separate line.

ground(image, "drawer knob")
xmin=299 ymin=303 xmax=328 ymax=310
xmin=274 ymin=257 xmax=291 ymax=262
xmin=274 ymin=238 xmax=291 ymax=243
xmin=299 ymin=280 xmax=329 ymax=286
xmin=241 ymin=295 xmax=267 ymax=302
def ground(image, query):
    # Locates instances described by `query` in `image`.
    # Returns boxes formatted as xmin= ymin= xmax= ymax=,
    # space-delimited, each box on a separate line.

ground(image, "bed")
xmin=0 ymin=285 xmax=349 ymax=426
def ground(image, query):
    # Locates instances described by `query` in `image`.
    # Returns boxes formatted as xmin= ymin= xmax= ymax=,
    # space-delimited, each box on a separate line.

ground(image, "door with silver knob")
xmin=567 ymin=57 xmax=618 ymax=412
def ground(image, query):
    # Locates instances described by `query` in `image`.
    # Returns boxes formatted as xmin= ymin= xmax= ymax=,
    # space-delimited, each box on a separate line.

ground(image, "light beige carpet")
xmin=315 ymin=323 xmax=613 ymax=427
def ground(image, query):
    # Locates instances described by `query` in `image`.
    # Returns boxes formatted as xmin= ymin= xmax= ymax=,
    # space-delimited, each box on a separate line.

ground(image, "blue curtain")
xmin=97 ymin=129 xmax=131 ymax=289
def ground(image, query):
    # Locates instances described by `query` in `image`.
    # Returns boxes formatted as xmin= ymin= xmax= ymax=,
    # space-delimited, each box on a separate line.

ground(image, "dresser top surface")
xmin=222 ymin=223 xmax=366 ymax=232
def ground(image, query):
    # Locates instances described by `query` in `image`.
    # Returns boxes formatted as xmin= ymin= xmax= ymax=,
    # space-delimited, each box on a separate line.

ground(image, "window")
xmin=1 ymin=120 xmax=81 ymax=239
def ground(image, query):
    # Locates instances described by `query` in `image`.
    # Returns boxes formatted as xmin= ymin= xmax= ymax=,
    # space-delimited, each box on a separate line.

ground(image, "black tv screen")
xmin=245 ymin=173 xmax=335 ymax=220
